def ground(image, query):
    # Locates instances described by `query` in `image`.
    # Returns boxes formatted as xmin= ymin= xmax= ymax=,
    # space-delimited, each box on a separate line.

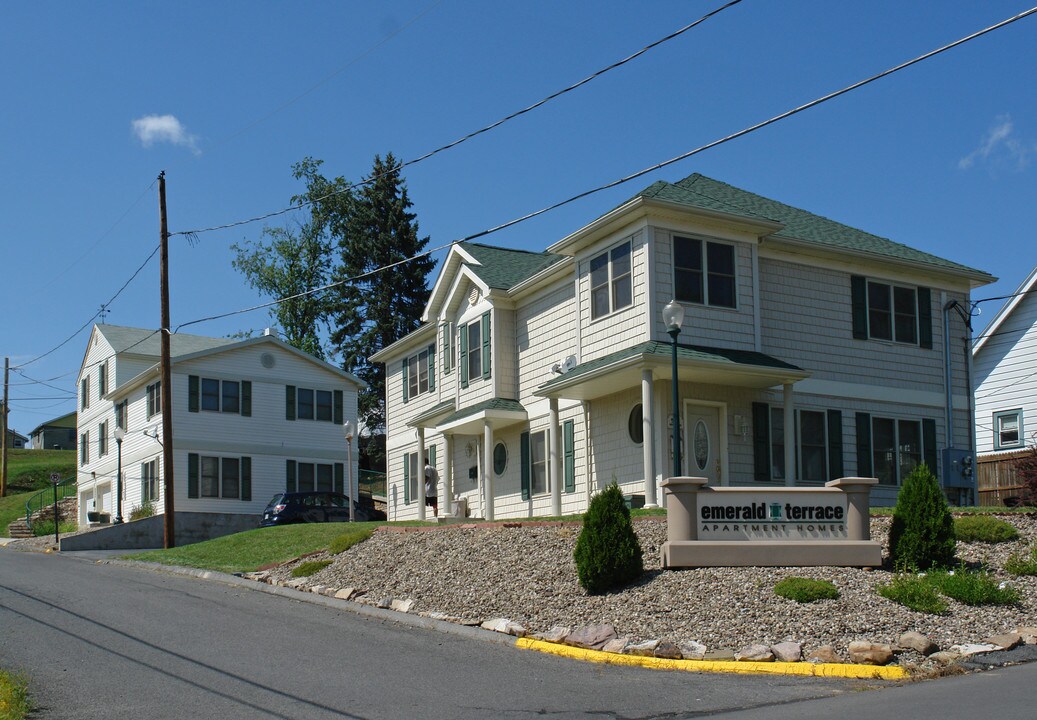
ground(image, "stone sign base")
xmin=662 ymin=540 xmax=881 ymax=568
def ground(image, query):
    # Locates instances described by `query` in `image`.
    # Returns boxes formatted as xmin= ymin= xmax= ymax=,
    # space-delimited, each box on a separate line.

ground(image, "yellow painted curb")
xmin=515 ymin=638 xmax=908 ymax=680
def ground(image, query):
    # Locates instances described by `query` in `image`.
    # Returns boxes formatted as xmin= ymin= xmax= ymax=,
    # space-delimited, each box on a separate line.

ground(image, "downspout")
xmin=943 ymin=299 xmax=955 ymax=451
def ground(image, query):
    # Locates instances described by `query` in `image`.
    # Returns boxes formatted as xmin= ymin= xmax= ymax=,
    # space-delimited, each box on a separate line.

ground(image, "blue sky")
xmin=2 ymin=1 xmax=1036 ymax=438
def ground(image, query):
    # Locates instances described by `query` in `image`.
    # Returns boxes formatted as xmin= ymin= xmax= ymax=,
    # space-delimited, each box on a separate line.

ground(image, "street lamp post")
xmin=662 ymin=300 xmax=685 ymax=478
xmin=113 ymin=427 xmax=126 ymax=524
xmin=343 ymin=421 xmax=355 ymax=523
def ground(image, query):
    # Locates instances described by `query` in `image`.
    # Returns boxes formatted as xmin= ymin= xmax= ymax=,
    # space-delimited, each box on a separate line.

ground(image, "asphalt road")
xmin=1 ymin=549 xmax=1034 ymax=719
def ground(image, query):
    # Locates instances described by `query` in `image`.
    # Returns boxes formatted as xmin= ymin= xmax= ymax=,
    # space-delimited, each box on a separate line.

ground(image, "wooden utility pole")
xmin=159 ymin=172 xmax=176 ymax=548
xmin=1 ymin=357 xmax=9 ymax=498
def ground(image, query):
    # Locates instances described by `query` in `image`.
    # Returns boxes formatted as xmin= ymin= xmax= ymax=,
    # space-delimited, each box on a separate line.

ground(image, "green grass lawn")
xmin=3 ymin=449 xmax=76 ymax=493
xmin=0 ymin=491 xmax=34 ymax=538
xmin=0 ymin=669 xmax=31 ymax=720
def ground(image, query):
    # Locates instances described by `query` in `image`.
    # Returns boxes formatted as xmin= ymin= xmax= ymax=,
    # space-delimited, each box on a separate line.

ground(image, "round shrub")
xmin=953 ymin=515 xmax=1020 ymax=543
xmin=291 ymin=559 xmax=332 ymax=578
xmin=573 ymin=483 xmax=643 ymax=594
xmin=887 ymin=464 xmax=956 ymax=571
xmin=773 ymin=577 xmax=839 ymax=602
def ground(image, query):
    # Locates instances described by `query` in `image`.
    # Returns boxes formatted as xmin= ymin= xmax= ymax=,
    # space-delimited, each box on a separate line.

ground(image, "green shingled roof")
xmin=458 ymin=242 xmax=566 ymax=290
xmin=98 ymin=324 xmax=236 ymax=358
xmin=438 ymin=398 xmax=525 ymax=425
xmin=636 ymin=174 xmax=989 ymax=277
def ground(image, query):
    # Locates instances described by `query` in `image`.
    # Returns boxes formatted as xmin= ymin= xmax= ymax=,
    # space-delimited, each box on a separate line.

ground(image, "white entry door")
xmin=684 ymin=405 xmax=721 ymax=484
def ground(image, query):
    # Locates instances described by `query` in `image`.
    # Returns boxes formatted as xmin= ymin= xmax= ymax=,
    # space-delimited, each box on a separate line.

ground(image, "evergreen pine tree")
xmin=887 ymin=463 xmax=956 ymax=570
xmin=574 ymin=483 xmax=644 ymax=594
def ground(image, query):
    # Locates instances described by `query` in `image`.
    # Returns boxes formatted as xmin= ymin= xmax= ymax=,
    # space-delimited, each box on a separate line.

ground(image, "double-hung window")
xmin=400 ymin=446 xmax=436 ymax=504
xmin=286 ymin=460 xmax=345 ymax=495
xmin=141 ymin=459 xmax=159 ymax=502
xmin=673 ymin=236 xmax=736 ymax=308
xmin=98 ymin=362 xmax=107 ymax=398
xmin=98 ymin=421 xmax=108 ymax=458
xmin=590 ymin=241 xmax=632 ymax=319
xmin=146 ymin=381 xmax=161 ymax=419
xmin=851 ymin=276 xmax=932 ymax=348
xmin=520 ymin=423 xmax=576 ymax=499
xmin=402 ymin=345 xmax=435 ymax=401
xmin=80 ymin=431 xmax=89 ymax=466
xmin=115 ymin=400 xmax=128 ymax=431
xmin=993 ymin=410 xmax=1023 ymax=450
xmin=188 ymin=453 xmax=252 ymax=500
xmin=459 ymin=313 xmax=491 ymax=388
xmin=81 ymin=376 xmax=90 ymax=410
xmin=856 ymin=413 xmax=935 ymax=485
xmin=753 ymin=404 xmax=843 ymax=483
xmin=189 ymin=377 xmax=250 ymax=416
xmin=285 ymin=386 xmax=343 ymax=424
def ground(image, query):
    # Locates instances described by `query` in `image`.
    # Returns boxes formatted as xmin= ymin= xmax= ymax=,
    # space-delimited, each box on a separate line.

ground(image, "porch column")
xmin=443 ymin=434 xmax=453 ymax=516
xmin=417 ymin=427 xmax=427 ymax=520
xmin=483 ymin=420 xmax=495 ymax=521
xmin=549 ymin=398 xmax=562 ymax=516
xmin=783 ymin=383 xmax=795 ymax=486
xmin=642 ymin=369 xmax=657 ymax=507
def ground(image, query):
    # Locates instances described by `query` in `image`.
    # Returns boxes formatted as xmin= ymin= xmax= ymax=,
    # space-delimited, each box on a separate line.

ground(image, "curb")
xmin=95 ymin=557 xmax=906 ymax=679
xmin=515 ymin=638 xmax=908 ymax=680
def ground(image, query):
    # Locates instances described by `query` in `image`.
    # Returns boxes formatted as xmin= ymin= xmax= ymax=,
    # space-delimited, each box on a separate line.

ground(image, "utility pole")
xmin=1 ymin=357 xmax=9 ymax=498
xmin=159 ymin=172 xmax=176 ymax=548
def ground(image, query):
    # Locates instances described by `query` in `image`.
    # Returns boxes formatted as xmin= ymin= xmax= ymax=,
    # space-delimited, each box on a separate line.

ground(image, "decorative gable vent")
xmin=260 ymin=352 xmax=276 ymax=369
xmin=468 ymin=287 xmax=480 ymax=306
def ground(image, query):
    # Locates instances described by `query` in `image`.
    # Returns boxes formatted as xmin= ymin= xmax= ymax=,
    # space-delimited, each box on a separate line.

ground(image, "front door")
xmin=684 ymin=404 xmax=721 ymax=484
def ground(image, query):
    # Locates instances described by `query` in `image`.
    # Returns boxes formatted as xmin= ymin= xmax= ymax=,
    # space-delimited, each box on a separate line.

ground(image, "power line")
xmin=169 ymin=1 xmax=743 ymax=240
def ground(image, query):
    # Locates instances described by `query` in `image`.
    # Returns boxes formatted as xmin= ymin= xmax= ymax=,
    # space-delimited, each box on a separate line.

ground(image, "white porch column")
xmin=783 ymin=383 xmax=795 ymax=486
xmin=642 ymin=369 xmax=657 ymax=507
xmin=443 ymin=434 xmax=453 ymax=516
xmin=549 ymin=398 xmax=562 ymax=516
xmin=417 ymin=427 xmax=427 ymax=520
xmin=483 ymin=421 xmax=494 ymax=521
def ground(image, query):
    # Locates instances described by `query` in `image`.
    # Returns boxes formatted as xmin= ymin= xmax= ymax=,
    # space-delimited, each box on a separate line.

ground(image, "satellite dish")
xmin=561 ymin=355 xmax=578 ymax=373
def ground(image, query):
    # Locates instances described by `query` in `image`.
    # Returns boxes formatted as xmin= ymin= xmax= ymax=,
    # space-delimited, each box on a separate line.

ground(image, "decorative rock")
xmin=678 ymin=640 xmax=707 ymax=660
xmin=459 ymin=618 xmax=482 ymax=626
xmin=898 ymin=631 xmax=938 ymax=656
xmin=310 ymin=585 xmax=326 ymax=595
xmin=950 ymin=643 xmax=999 ymax=656
xmin=376 ymin=597 xmax=392 ymax=609
xmin=391 ymin=598 xmax=414 ymax=613
xmin=927 ymin=651 xmax=960 ymax=666
xmin=602 ymin=638 xmax=629 ymax=654
xmin=286 ymin=578 xmax=307 ymax=589
xmin=735 ymin=644 xmax=774 ymax=662
xmin=771 ymin=642 xmax=802 ymax=662
xmin=847 ymin=641 xmax=894 ymax=665
xmin=805 ymin=646 xmax=843 ymax=664
xmin=504 ymin=621 xmax=527 ymax=637
xmin=625 ymin=639 xmax=660 ymax=657
xmin=654 ymin=640 xmax=683 ymax=660
xmin=984 ymin=633 xmax=1023 ymax=650
xmin=565 ymin=625 xmax=618 ymax=650
xmin=535 ymin=627 xmax=571 ymax=643
xmin=1015 ymin=627 xmax=1037 ymax=644
xmin=703 ymin=649 xmax=736 ymax=661
xmin=481 ymin=618 xmax=512 ymax=633
xmin=334 ymin=588 xmax=355 ymax=600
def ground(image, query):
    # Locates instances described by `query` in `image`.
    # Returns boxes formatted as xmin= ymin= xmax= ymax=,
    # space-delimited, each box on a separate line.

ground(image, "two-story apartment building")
xmin=76 ymin=324 xmax=363 ymax=530
xmin=373 ymin=174 xmax=994 ymax=521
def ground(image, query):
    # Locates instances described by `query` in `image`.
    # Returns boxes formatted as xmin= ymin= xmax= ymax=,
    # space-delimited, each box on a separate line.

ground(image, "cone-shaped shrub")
xmin=887 ymin=463 xmax=956 ymax=570
xmin=574 ymin=483 xmax=643 ymax=594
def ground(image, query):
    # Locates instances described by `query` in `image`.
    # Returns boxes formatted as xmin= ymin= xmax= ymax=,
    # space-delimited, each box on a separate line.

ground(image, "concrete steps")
xmin=6 ymin=519 xmax=33 ymax=539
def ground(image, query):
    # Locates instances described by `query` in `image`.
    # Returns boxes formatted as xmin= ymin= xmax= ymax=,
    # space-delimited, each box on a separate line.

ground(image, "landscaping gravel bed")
xmin=268 ymin=514 xmax=1037 ymax=664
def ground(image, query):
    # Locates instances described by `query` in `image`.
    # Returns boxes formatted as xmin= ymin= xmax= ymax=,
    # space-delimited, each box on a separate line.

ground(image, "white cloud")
xmin=959 ymin=114 xmax=1035 ymax=170
xmin=131 ymin=114 xmax=201 ymax=155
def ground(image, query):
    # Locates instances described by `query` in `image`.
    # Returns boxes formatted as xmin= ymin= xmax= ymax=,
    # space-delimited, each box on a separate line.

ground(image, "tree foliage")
xmin=1012 ymin=445 xmax=1037 ymax=505
xmin=887 ymin=463 xmax=956 ymax=571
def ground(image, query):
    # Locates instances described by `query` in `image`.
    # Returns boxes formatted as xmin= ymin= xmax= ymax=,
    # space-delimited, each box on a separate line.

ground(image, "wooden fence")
xmin=976 ymin=449 xmax=1030 ymax=506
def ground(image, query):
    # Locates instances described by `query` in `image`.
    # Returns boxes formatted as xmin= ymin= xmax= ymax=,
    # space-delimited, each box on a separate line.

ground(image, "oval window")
xmin=694 ymin=420 xmax=709 ymax=471
xmin=628 ymin=404 xmax=643 ymax=444
xmin=493 ymin=442 xmax=508 ymax=476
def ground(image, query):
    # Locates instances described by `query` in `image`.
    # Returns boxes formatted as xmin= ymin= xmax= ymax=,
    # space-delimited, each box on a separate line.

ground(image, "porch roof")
xmin=408 ymin=400 xmax=456 ymax=428
xmin=435 ymin=398 xmax=527 ymax=435
xmin=535 ymin=341 xmax=809 ymax=401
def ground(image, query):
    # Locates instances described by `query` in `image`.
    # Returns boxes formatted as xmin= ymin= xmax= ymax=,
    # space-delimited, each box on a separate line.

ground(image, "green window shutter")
xmin=241 ymin=457 xmax=252 ymax=501
xmin=752 ymin=402 xmax=771 ymax=482
xmin=286 ymin=385 xmax=296 ymax=421
xmin=459 ymin=323 xmax=469 ymax=389
xmin=918 ymin=287 xmax=933 ymax=349
xmin=442 ymin=324 xmax=451 ymax=374
xmin=188 ymin=375 xmax=199 ymax=413
xmin=402 ymin=359 xmax=410 ymax=402
xmin=922 ymin=418 xmax=938 ymax=473
xmin=827 ymin=409 xmax=844 ymax=480
xmin=241 ymin=381 xmax=252 ymax=417
xmin=563 ymin=420 xmax=575 ymax=493
xmin=333 ymin=390 xmax=343 ymax=425
xmin=520 ymin=431 xmax=531 ymax=500
xmin=286 ymin=460 xmax=297 ymax=493
xmin=481 ymin=312 xmax=491 ymax=379
xmin=403 ymin=454 xmax=411 ymax=504
xmin=429 ymin=443 xmax=436 ymax=468
xmin=334 ymin=463 xmax=344 ymax=496
xmin=428 ymin=344 xmax=436 ymax=391
xmin=188 ymin=453 xmax=199 ymax=499
xmin=856 ymin=412 xmax=873 ymax=477
xmin=851 ymin=275 xmax=868 ymax=340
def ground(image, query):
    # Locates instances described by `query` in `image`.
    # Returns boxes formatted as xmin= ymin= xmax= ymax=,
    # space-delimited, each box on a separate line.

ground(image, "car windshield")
xmin=266 ymin=494 xmax=285 ymax=508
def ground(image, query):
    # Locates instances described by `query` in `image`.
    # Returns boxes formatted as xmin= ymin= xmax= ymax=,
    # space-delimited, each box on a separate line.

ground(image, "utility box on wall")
xmin=942 ymin=448 xmax=975 ymax=489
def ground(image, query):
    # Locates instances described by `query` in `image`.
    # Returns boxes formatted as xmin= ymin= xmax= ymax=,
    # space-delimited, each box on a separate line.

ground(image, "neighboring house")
xmin=76 ymin=324 xmax=363 ymax=529
xmin=29 ymin=411 xmax=78 ymax=450
xmin=372 ymin=173 xmax=994 ymax=521
xmin=973 ymin=267 xmax=1037 ymax=463
xmin=4 ymin=429 xmax=28 ymax=449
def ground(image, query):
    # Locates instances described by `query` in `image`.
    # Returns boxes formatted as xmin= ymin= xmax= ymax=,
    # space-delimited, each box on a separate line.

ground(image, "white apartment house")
xmin=76 ymin=325 xmax=362 ymax=531
xmin=373 ymin=174 xmax=994 ymax=521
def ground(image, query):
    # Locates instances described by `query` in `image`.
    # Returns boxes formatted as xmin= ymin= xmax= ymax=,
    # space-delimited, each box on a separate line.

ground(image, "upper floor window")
xmin=851 ymin=276 xmax=932 ymax=348
xmin=674 ymin=236 xmax=736 ymax=308
xmin=460 ymin=313 xmax=490 ymax=388
xmin=98 ymin=421 xmax=108 ymax=457
xmin=115 ymin=400 xmax=128 ymax=431
xmin=98 ymin=362 xmax=107 ymax=398
xmin=403 ymin=345 xmax=435 ymax=402
xmin=994 ymin=410 xmax=1023 ymax=450
xmin=590 ymin=241 xmax=632 ymax=319
xmin=81 ymin=376 xmax=90 ymax=410
xmin=80 ymin=431 xmax=89 ymax=466
xmin=189 ymin=376 xmax=251 ymax=416
xmin=286 ymin=385 xmax=343 ymax=424
xmin=146 ymin=381 xmax=161 ymax=419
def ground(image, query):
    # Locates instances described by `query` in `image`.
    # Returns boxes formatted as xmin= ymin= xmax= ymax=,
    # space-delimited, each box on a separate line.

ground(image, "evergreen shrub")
xmin=1004 ymin=547 xmax=1037 ymax=576
xmin=773 ymin=577 xmax=839 ymax=602
xmin=291 ymin=559 xmax=332 ymax=578
xmin=876 ymin=574 xmax=948 ymax=615
xmin=928 ymin=568 xmax=1021 ymax=606
xmin=573 ymin=483 xmax=643 ymax=594
xmin=129 ymin=501 xmax=156 ymax=522
xmin=953 ymin=515 xmax=1019 ymax=543
xmin=887 ymin=464 xmax=956 ymax=570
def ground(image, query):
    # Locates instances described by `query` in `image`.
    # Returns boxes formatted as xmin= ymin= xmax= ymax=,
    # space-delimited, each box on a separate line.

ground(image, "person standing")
xmin=424 ymin=459 xmax=439 ymax=518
